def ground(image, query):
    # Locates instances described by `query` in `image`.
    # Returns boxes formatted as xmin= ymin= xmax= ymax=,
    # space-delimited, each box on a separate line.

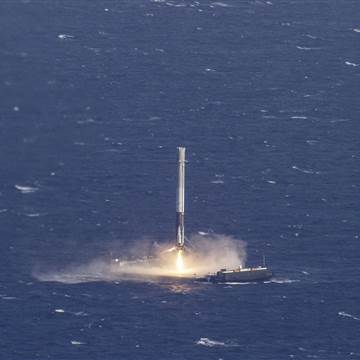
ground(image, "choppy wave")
xmin=25 ymin=213 xmax=42 ymax=217
xmin=196 ymin=337 xmax=239 ymax=347
xmin=270 ymin=278 xmax=299 ymax=284
xmin=164 ymin=1 xmax=186 ymax=7
xmin=15 ymin=185 xmax=39 ymax=194
xmin=71 ymin=340 xmax=85 ymax=345
xmin=345 ymin=61 xmax=359 ymax=67
xmin=211 ymin=2 xmax=234 ymax=7
xmin=54 ymin=308 xmax=88 ymax=316
xmin=210 ymin=179 xmax=224 ymax=184
xmin=338 ymin=311 xmax=360 ymax=321
xmin=292 ymin=166 xmax=321 ymax=175
xmin=58 ymin=34 xmax=74 ymax=40
xmin=296 ymin=46 xmax=320 ymax=51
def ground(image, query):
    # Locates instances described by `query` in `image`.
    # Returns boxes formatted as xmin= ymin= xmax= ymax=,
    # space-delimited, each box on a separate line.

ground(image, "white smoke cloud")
xmin=185 ymin=233 xmax=247 ymax=274
xmin=34 ymin=234 xmax=247 ymax=284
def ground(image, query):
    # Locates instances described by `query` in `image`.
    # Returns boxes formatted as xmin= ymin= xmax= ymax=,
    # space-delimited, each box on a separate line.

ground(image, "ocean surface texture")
xmin=0 ymin=0 xmax=359 ymax=359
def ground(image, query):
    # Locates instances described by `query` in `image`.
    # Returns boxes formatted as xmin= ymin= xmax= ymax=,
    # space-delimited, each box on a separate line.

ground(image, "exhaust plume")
xmin=34 ymin=234 xmax=247 ymax=284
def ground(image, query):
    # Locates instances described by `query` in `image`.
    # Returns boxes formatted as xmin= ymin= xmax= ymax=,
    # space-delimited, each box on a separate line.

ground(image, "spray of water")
xmin=34 ymin=234 xmax=247 ymax=284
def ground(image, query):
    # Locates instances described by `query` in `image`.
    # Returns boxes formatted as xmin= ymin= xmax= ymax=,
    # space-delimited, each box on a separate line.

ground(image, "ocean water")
xmin=0 ymin=0 xmax=359 ymax=359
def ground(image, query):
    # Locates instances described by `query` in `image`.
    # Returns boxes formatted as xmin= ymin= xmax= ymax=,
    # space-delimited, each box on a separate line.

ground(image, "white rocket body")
xmin=176 ymin=147 xmax=185 ymax=250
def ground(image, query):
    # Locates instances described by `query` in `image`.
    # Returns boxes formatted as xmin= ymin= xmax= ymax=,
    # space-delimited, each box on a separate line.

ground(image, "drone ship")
xmin=204 ymin=266 xmax=273 ymax=283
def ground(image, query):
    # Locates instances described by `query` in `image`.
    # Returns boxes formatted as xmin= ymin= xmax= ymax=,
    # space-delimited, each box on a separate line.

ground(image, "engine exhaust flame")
xmin=176 ymin=249 xmax=185 ymax=273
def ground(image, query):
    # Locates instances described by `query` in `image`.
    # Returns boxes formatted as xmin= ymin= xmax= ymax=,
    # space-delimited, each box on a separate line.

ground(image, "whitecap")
xmin=271 ymin=278 xmax=299 ymax=284
xmin=165 ymin=2 xmax=186 ymax=7
xmin=196 ymin=338 xmax=225 ymax=347
xmin=211 ymin=2 xmax=233 ymax=7
xmin=148 ymin=116 xmax=161 ymax=121
xmin=296 ymin=46 xmax=319 ymax=51
xmin=74 ymin=311 xmax=88 ymax=317
xmin=345 ymin=61 xmax=359 ymax=67
xmin=338 ymin=311 xmax=360 ymax=321
xmin=196 ymin=337 xmax=239 ymax=347
xmin=353 ymin=28 xmax=360 ymax=33
xmin=291 ymin=116 xmax=307 ymax=119
xmin=15 ymin=185 xmax=38 ymax=194
xmin=210 ymin=180 xmax=224 ymax=184
xmin=55 ymin=309 xmax=65 ymax=313
xmin=71 ymin=340 xmax=85 ymax=345
xmin=25 ymin=213 xmax=41 ymax=217
xmin=292 ymin=166 xmax=320 ymax=175
xmin=58 ymin=34 xmax=74 ymax=40
xmin=266 ymin=180 xmax=276 ymax=184
xmin=0 ymin=209 xmax=8 ymax=213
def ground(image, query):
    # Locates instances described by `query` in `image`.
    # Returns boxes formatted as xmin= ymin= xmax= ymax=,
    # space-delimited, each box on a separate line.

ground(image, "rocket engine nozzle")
xmin=176 ymin=244 xmax=184 ymax=251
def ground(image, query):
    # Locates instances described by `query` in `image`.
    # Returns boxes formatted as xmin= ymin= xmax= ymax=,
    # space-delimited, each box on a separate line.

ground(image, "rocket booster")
xmin=176 ymin=147 xmax=185 ymax=250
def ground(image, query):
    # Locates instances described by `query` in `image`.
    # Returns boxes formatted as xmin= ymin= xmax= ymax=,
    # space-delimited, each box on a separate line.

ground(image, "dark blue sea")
xmin=1 ymin=0 xmax=359 ymax=359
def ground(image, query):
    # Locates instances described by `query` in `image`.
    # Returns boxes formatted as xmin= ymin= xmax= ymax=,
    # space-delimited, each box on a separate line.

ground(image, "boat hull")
xmin=206 ymin=267 xmax=273 ymax=283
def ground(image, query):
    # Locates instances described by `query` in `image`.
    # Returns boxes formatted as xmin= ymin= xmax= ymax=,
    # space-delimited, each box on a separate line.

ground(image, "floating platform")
xmin=202 ymin=266 xmax=273 ymax=283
